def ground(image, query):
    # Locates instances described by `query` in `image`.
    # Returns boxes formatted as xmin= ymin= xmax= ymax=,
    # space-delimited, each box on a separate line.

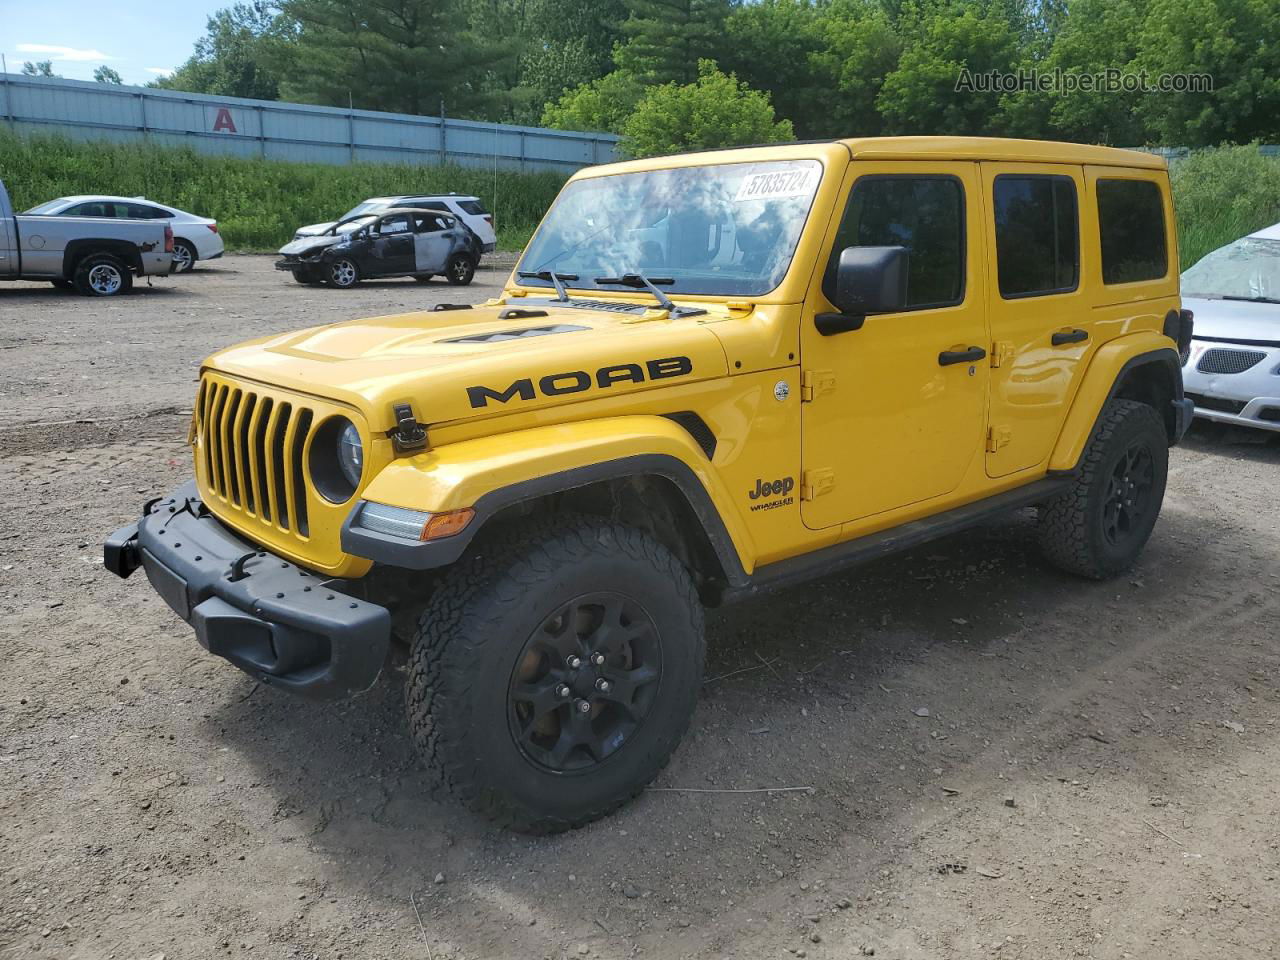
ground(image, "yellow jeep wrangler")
xmin=106 ymin=137 xmax=1195 ymax=832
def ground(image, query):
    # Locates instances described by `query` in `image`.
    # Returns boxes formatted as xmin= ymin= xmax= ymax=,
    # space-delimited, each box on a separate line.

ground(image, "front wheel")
xmin=406 ymin=517 xmax=705 ymax=833
xmin=445 ymin=254 xmax=475 ymax=286
xmin=1038 ymin=398 xmax=1168 ymax=579
xmin=325 ymin=258 xmax=360 ymax=288
xmin=73 ymin=254 xmax=133 ymax=297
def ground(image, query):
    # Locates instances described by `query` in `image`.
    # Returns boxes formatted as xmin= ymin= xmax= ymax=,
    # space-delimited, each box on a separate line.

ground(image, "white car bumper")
xmin=1181 ymin=339 xmax=1280 ymax=432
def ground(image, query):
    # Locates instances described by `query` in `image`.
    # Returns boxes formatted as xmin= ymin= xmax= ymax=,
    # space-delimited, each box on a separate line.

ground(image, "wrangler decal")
xmin=466 ymin=355 xmax=693 ymax=408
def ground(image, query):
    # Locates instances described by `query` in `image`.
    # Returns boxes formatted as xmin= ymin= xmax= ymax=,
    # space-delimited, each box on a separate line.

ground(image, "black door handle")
xmin=1051 ymin=328 xmax=1089 ymax=346
xmin=938 ymin=346 xmax=986 ymax=366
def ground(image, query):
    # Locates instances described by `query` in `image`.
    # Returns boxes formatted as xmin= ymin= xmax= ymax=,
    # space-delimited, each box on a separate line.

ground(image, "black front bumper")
xmin=105 ymin=482 xmax=390 ymax=700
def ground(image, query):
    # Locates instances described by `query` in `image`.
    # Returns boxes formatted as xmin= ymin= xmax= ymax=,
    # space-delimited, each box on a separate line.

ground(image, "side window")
xmin=993 ymin=175 xmax=1079 ymax=298
xmin=126 ymin=203 xmax=160 ymax=219
xmin=63 ymin=202 xmax=111 ymax=217
xmin=1097 ymin=179 xmax=1168 ymax=284
xmin=823 ymin=176 xmax=965 ymax=310
xmin=379 ymin=215 xmax=412 ymax=234
xmin=458 ymin=200 xmax=488 ymax=216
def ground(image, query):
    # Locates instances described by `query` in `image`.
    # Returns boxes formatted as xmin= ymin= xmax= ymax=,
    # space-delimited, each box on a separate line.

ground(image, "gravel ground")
xmin=2 ymin=255 xmax=1278 ymax=960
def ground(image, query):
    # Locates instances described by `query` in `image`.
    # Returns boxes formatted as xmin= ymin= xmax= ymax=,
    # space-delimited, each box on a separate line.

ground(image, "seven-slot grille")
xmin=1196 ymin=347 xmax=1266 ymax=375
xmin=197 ymin=376 xmax=314 ymax=537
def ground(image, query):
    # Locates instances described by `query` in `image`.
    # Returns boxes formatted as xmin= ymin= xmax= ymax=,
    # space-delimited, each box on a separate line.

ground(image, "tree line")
xmin=29 ymin=0 xmax=1280 ymax=158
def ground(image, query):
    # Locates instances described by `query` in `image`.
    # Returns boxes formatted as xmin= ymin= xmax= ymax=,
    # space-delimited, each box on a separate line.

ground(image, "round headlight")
xmin=310 ymin=416 xmax=364 ymax=504
xmin=337 ymin=421 xmax=364 ymax=488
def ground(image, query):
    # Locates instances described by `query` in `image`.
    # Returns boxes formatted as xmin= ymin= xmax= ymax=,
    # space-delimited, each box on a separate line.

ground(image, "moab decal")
xmin=466 ymin=356 xmax=693 ymax=409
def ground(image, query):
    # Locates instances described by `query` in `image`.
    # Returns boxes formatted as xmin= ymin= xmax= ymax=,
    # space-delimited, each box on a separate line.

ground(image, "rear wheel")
xmin=172 ymin=239 xmax=197 ymax=273
xmin=326 ymin=258 xmax=360 ymax=288
xmin=1038 ymin=398 xmax=1168 ymax=579
xmin=73 ymin=254 xmax=133 ymax=297
xmin=445 ymin=254 xmax=475 ymax=286
xmin=406 ymin=516 xmax=705 ymax=833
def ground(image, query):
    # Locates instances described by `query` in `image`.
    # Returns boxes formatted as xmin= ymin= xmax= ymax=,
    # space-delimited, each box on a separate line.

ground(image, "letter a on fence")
xmin=212 ymin=108 xmax=237 ymax=134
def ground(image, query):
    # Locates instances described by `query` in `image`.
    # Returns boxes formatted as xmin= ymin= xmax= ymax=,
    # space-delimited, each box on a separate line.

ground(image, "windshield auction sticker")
xmin=734 ymin=166 xmax=818 ymax=203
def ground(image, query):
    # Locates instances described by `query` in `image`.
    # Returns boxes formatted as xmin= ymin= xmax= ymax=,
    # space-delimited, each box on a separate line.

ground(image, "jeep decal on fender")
xmin=748 ymin=476 xmax=795 ymax=512
xmin=466 ymin=356 xmax=693 ymax=409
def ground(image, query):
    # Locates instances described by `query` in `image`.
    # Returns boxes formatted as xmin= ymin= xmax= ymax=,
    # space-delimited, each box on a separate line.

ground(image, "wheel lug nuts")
xmin=575 ymin=699 xmax=592 ymax=714
xmin=595 ymin=678 xmax=611 ymax=693
xmin=566 ymin=655 xmax=582 ymax=669
xmin=590 ymin=652 xmax=606 ymax=666
xmin=556 ymin=684 xmax=571 ymax=698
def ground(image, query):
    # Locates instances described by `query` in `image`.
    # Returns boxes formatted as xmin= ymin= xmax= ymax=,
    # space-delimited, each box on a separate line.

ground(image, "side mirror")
xmin=833 ymin=245 xmax=908 ymax=315
xmin=816 ymin=245 xmax=909 ymax=336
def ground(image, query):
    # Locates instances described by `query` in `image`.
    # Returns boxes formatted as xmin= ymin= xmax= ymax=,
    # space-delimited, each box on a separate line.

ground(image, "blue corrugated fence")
xmin=0 ymin=73 xmax=620 ymax=172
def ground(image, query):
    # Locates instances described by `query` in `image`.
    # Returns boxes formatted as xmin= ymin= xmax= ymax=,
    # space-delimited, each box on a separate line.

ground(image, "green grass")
xmin=1172 ymin=145 xmax=1280 ymax=269
xmin=0 ymin=131 xmax=564 ymax=253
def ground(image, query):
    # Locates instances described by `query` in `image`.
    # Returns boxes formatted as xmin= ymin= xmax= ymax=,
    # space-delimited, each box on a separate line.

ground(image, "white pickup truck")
xmin=0 ymin=178 xmax=175 ymax=296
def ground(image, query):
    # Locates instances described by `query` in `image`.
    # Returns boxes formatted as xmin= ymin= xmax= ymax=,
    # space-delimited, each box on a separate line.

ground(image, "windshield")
xmin=340 ymin=200 xmax=389 ymax=220
xmin=328 ymin=215 xmax=377 ymax=236
xmin=517 ymin=159 xmax=823 ymax=297
xmin=22 ymin=199 xmax=68 ymax=215
xmin=1182 ymin=236 xmax=1280 ymax=302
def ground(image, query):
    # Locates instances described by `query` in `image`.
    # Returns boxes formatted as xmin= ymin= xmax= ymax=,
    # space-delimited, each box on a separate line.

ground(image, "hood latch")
xmin=389 ymin=403 xmax=428 ymax=452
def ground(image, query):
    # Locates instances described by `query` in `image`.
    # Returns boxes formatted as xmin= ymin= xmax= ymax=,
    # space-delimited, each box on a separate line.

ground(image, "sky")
xmin=0 ymin=0 xmax=224 ymax=85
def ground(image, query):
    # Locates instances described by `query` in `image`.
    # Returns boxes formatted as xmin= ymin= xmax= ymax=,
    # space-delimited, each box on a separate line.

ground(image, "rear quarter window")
xmin=457 ymin=200 xmax=488 ymax=216
xmin=1097 ymin=179 xmax=1168 ymax=284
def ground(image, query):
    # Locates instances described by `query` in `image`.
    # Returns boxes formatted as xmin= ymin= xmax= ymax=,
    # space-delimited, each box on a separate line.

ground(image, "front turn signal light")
xmin=422 ymin=508 xmax=475 ymax=541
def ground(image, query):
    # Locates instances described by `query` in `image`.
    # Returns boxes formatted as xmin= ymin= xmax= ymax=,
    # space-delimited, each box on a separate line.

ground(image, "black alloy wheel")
xmin=508 ymin=592 xmax=662 ymax=773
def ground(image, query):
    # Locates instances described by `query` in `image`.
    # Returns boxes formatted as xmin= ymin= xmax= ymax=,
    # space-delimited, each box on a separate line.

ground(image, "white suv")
xmin=294 ymin=195 xmax=497 ymax=253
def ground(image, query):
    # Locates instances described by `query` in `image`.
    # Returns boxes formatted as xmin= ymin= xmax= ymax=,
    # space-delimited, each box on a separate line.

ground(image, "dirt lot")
xmin=2 ymin=255 xmax=1278 ymax=960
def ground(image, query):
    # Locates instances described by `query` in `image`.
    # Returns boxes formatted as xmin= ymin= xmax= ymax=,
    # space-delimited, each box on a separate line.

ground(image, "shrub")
xmin=1171 ymin=145 xmax=1280 ymax=268
xmin=0 ymin=131 xmax=567 ymax=251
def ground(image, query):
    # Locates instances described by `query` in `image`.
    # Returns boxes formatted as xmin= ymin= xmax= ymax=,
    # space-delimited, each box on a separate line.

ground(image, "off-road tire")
xmin=445 ymin=254 xmax=475 ymax=286
xmin=73 ymin=253 xmax=133 ymax=297
xmin=1038 ymin=398 xmax=1168 ymax=579
xmin=406 ymin=516 xmax=705 ymax=833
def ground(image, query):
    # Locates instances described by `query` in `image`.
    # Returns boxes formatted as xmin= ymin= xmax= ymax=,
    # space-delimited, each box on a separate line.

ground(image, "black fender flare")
xmin=341 ymin=453 xmax=750 ymax=586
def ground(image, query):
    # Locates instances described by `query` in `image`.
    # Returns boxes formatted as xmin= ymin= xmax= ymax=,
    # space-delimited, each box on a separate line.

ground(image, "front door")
xmin=979 ymin=163 xmax=1089 ymax=477
xmin=367 ymin=213 xmax=416 ymax=276
xmin=800 ymin=162 xmax=990 ymax=530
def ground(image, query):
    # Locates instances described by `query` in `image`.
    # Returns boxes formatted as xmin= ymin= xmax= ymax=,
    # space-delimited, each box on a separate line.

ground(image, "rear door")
xmin=799 ymin=161 xmax=990 ymax=529
xmin=366 ymin=213 xmax=416 ymax=275
xmin=980 ymin=163 xmax=1090 ymax=477
xmin=413 ymin=214 xmax=455 ymax=272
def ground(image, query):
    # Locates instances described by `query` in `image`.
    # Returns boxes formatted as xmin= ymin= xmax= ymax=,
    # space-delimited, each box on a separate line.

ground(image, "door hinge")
xmin=800 ymin=467 xmax=836 ymax=500
xmin=990 ymin=341 xmax=1014 ymax=368
xmin=800 ymin=369 xmax=836 ymax=402
xmin=986 ymin=425 xmax=1012 ymax=453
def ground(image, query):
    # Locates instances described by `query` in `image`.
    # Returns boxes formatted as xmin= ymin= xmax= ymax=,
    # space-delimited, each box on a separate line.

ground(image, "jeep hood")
xmin=205 ymin=301 xmax=730 ymax=430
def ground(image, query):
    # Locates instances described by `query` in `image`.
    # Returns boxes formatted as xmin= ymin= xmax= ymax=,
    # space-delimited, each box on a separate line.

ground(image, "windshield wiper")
xmin=517 ymin=270 xmax=579 ymax=301
xmin=594 ymin=273 xmax=677 ymax=311
xmin=1221 ymin=294 xmax=1280 ymax=304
